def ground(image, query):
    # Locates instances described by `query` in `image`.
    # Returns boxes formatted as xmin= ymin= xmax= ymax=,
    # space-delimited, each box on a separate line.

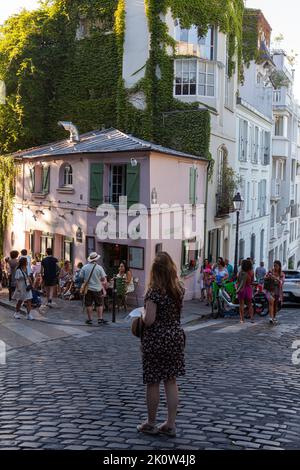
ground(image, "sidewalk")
xmin=0 ymin=290 xmax=212 ymax=328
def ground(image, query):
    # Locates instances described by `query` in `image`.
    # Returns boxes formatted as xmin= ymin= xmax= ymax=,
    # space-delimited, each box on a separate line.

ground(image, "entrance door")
xmin=101 ymin=243 xmax=128 ymax=277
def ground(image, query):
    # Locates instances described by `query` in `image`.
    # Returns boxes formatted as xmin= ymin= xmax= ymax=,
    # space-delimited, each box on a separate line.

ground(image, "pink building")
xmin=6 ymin=127 xmax=208 ymax=301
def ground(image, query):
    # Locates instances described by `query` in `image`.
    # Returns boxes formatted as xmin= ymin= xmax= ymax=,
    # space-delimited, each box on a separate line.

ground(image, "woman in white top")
xmin=117 ymin=261 xmax=134 ymax=293
xmin=13 ymin=257 xmax=34 ymax=320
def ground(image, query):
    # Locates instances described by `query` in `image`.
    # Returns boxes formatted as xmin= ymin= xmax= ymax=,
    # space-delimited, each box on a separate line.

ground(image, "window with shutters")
xmin=29 ymin=164 xmax=50 ymax=195
xmin=90 ymin=162 xmax=104 ymax=208
xmin=105 ymin=163 xmax=140 ymax=207
xmin=189 ymin=167 xmax=197 ymax=205
xmin=263 ymin=131 xmax=271 ymax=165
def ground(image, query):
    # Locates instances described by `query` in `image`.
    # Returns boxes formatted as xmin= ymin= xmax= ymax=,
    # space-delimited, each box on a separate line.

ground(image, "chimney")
xmin=58 ymin=121 xmax=80 ymax=143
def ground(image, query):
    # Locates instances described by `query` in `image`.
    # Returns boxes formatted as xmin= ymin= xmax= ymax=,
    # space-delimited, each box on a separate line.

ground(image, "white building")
xmin=269 ymin=51 xmax=300 ymax=269
xmin=235 ymin=11 xmax=273 ymax=269
xmin=123 ymin=1 xmax=239 ymax=264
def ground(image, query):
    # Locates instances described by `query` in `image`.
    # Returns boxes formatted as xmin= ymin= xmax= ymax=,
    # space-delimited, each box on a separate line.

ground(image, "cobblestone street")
xmin=0 ymin=305 xmax=300 ymax=450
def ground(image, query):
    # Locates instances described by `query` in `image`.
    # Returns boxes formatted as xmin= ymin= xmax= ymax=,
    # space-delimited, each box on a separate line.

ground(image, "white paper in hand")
xmin=125 ymin=307 xmax=144 ymax=321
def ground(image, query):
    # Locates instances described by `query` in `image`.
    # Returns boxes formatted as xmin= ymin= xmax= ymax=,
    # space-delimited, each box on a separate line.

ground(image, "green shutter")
xmin=126 ymin=163 xmax=140 ymax=207
xmin=189 ymin=167 xmax=197 ymax=205
xmin=29 ymin=167 xmax=35 ymax=193
xmin=90 ymin=163 xmax=104 ymax=208
xmin=42 ymin=166 xmax=50 ymax=193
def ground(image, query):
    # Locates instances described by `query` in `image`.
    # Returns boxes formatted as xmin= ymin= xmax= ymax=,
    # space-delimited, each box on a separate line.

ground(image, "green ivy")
xmin=0 ymin=0 xmax=245 ymax=163
xmin=242 ymin=9 xmax=260 ymax=67
xmin=0 ymin=156 xmax=17 ymax=254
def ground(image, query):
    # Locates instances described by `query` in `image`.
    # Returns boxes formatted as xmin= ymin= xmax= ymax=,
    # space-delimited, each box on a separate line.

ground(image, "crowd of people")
xmin=0 ymin=248 xmax=135 ymax=324
xmin=200 ymin=257 xmax=285 ymax=325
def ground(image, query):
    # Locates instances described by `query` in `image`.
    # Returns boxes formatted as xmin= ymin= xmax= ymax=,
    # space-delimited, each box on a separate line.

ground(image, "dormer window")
xmin=64 ymin=164 xmax=73 ymax=186
xmin=58 ymin=163 xmax=74 ymax=192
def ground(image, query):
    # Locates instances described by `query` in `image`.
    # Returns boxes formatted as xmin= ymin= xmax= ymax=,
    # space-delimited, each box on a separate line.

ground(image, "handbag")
xmin=80 ymin=264 xmax=96 ymax=296
xmin=131 ymin=316 xmax=145 ymax=338
xmin=20 ymin=269 xmax=32 ymax=292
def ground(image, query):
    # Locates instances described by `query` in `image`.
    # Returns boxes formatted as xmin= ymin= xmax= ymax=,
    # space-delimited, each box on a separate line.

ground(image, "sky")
xmin=1 ymin=0 xmax=300 ymax=99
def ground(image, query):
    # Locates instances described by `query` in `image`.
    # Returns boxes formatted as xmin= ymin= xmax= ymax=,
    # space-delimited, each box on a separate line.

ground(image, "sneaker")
xmin=14 ymin=312 xmax=21 ymax=319
xmin=98 ymin=319 xmax=108 ymax=324
xmin=85 ymin=319 xmax=93 ymax=325
xmin=269 ymin=318 xmax=274 ymax=325
xmin=27 ymin=313 xmax=34 ymax=321
xmin=47 ymin=301 xmax=53 ymax=308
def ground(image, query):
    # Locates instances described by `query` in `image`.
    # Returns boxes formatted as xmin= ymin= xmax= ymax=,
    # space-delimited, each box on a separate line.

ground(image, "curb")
xmin=0 ymin=298 xmax=212 ymax=329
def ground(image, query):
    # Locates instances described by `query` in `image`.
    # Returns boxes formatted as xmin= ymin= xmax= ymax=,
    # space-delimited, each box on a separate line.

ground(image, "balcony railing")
xmin=176 ymin=42 xmax=200 ymax=57
xmin=271 ymin=179 xmax=281 ymax=200
xmin=216 ymin=192 xmax=234 ymax=218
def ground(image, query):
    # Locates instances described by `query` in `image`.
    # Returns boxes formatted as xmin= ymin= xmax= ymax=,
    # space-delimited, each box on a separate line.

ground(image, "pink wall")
xmin=7 ymin=149 xmax=207 ymax=302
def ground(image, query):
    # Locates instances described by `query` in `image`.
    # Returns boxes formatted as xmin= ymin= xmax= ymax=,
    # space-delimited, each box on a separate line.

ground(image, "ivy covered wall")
xmin=0 ymin=0 xmax=245 ymax=160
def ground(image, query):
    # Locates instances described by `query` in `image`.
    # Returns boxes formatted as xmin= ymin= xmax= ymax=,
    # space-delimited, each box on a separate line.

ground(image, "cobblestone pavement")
xmin=0 ymin=305 xmax=300 ymax=450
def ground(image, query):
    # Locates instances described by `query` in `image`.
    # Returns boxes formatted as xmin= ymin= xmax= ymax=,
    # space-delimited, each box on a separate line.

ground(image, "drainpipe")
xmin=203 ymin=160 xmax=211 ymax=262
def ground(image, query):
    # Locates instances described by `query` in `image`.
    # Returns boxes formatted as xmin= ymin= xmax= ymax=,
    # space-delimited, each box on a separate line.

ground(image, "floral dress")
xmin=141 ymin=287 xmax=186 ymax=385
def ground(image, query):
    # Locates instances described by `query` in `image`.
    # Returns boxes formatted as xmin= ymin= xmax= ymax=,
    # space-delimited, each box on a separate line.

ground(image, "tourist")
xmin=13 ymin=257 xmax=34 ymax=320
xmin=41 ymin=247 xmax=59 ymax=307
xmin=32 ymin=253 xmax=42 ymax=278
xmin=202 ymin=259 xmax=213 ymax=305
xmin=117 ymin=261 xmax=134 ymax=294
xmin=255 ymin=261 xmax=266 ymax=285
xmin=213 ymin=258 xmax=228 ymax=285
xmin=236 ymin=259 xmax=254 ymax=324
xmin=264 ymin=260 xmax=285 ymax=325
xmin=137 ymin=252 xmax=185 ymax=437
xmin=20 ymin=249 xmax=33 ymax=279
xmin=225 ymin=259 xmax=234 ymax=281
xmin=59 ymin=260 xmax=73 ymax=297
xmin=31 ymin=273 xmax=42 ymax=308
xmin=6 ymin=250 xmax=19 ymax=301
xmin=79 ymin=252 xmax=107 ymax=325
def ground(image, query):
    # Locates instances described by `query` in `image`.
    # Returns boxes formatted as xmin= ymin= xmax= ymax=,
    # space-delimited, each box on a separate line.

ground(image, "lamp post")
xmin=233 ymin=192 xmax=244 ymax=276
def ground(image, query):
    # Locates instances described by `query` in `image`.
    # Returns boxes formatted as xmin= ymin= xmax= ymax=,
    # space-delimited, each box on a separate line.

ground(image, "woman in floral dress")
xmin=137 ymin=252 xmax=185 ymax=437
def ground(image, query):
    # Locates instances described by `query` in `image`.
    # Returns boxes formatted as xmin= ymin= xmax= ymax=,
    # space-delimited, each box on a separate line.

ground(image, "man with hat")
xmin=80 ymin=252 xmax=107 ymax=325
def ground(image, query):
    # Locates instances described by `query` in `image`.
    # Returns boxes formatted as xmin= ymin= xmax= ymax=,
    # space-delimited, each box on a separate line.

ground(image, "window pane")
xmin=207 ymin=86 xmax=214 ymax=96
xmin=190 ymin=84 xmax=196 ymax=95
xmin=198 ymin=85 xmax=205 ymax=95
xmin=175 ymin=60 xmax=182 ymax=73
xmin=190 ymin=72 xmax=196 ymax=83
xmin=175 ymin=85 xmax=182 ymax=95
xmin=199 ymin=73 xmax=205 ymax=85
xmin=180 ymin=29 xmax=188 ymax=42
xmin=182 ymin=60 xmax=189 ymax=72
xmin=207 ymin=74 xmax=214 ymax=85
xmin=183 ymin=84 xmax=189 ymax=95
xmin=207 ymin=63 xmax=214 ymax=73
xmin=198 ymin=61 xmax=206 ymax=72
xmin=189 ymin=60 xmax=197 ymax=72
xmin=183 ymin=72 xmax=189 ymax=83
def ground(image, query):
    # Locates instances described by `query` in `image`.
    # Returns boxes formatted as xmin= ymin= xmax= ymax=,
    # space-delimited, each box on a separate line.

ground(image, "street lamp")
xmin=233 ymin=192 xmax=244 ymax=276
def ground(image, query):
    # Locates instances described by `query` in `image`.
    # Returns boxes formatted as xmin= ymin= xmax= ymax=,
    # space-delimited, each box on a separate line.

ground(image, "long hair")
xmin=18 ymin=257 xmax=27 ymax=270
xmin=274 ymin=260 xmax=282 ymax=276
xmin=148 ymin=252 xmax=183 ymax=307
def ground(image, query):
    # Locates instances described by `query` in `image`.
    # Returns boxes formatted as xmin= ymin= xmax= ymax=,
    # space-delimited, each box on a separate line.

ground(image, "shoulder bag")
xmin=131 ymin=316 xmax=145 ymax=339
xmin=80 ymin=264 xmax=97 ymax=296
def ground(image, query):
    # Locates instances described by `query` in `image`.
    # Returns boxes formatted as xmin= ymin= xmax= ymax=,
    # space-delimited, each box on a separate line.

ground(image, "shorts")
xmin=85 ymin=290 xmax=104 ymax=307
xmin=237 ymin=286 xmax=252 ymax=302
xmin=44 ymin=278 xmax=57 ymax=287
